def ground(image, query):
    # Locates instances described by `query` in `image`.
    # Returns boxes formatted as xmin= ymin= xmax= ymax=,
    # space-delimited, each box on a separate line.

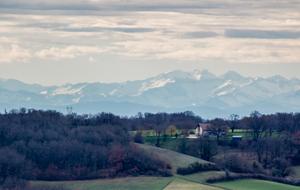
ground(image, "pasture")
xmin=214 ymin=179 xmax=300 ymax=190
xmin=163 ymin=178 xmax=222 ymax=190
xmin=137 ymin=144 xmax=209 ymax=172
xmin=31 ymin=176 xmax=175 ymax=190
xmin=291 ymin=166 xmax=300 ymax=179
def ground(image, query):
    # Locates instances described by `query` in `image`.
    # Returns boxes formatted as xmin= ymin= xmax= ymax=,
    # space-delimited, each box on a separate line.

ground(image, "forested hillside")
xmin=0 ymin=109 xmax=172 ymax=189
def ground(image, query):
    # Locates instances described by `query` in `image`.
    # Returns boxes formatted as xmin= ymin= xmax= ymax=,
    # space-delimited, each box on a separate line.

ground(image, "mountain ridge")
xmin=0 ymin=70 xmax=299 ymax=117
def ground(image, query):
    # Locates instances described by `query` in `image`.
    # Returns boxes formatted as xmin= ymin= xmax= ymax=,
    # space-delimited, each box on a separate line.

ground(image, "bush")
xmin=30 ymin=184 xmax=70 ymax=190
xmin=108 ymin=143 xmax=172 ymax=177
xmin=206 ymin=173 xmax=300 ymax=186
xmin=271 ymin=158 xmax=293 ymax=177
xmin=215 ymin=154 xmax=264 ymax=174
xmin=0 ymin=177 xmax=28 ymax=190
xmin=133 ymin=132 xmax=143 ymax=143
xmin=177 ymin=162 xmax=221 ymax=175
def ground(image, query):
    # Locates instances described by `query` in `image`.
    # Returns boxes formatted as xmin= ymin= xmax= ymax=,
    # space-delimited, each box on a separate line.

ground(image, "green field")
xmin=132 ymin=129 xmax=195 ymax=137
xmin=178 ymin=171 xmax=226 ymax=184
xmin=32 ymin=176 xmax=175 ymax=190
xmin=32 ymin=176 xmax=225 ymax=190
xmin=291 ymin=166 xmax=300 ymax=179
xmin=137 ymin=144 xmax=209 ymax=172
xmin=163 ymin=178 xmax=222 ymax=190
xmin=215 ymin=179 xmax=300 ymax=190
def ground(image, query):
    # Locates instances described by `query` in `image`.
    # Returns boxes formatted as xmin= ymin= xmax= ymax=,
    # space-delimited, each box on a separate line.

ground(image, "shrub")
xmin=271 ymin=158 xmax=293 ymax=177
xmin=0 ymin=177 xmax=28 ymax=190
xmin=30 ymin=184 xmax=70 ymax=190
xmin=133 ymin=132 xmax=143 ymax=143
xmin=177 ymin=162 xmax=221 ymax=175
xmin=206 ymin=173 xmax=300 ymax=186
xmin=215 ymin=154 xmax=264 ymax=174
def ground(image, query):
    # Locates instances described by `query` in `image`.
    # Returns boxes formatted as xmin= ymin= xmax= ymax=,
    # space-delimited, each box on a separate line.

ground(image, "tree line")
xmin=1 ymin=108 xmax=300 ymax=189
xmin=0 ymin=108 xmax=172 ymax=190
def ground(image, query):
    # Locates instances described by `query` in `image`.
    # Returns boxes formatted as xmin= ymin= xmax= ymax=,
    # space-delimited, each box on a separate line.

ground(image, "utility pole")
xmin=66 ymin=106 xmax=73 ymax=114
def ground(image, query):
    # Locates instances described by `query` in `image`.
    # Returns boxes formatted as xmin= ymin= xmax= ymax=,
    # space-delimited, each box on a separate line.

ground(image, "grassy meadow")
xmin=291 ymin=166 xmax=300 ymax=179
xmin=178 ymin=171 xmax=226 ymax=184
xmin=31 ymin=176 xmax=174 ymax=190
xmin=214 ymin=179 xmax=300 ymax=190
xmin=136 ymin=144 xmax=210 ymax=172
xmin=163 ymin=178 xmax=222 ymax=190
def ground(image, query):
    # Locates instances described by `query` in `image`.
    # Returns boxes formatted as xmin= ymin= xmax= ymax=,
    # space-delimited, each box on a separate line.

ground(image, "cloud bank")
xmin=0 ymin=0 xmax=299 ymax=64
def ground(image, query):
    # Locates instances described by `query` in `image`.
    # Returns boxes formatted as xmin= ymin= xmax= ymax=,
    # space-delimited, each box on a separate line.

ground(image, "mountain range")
xmin=1 ymin=69 xmax=300 ymax=118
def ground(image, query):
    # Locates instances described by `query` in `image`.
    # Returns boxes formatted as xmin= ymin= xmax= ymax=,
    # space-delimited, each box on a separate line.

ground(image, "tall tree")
xmin=228 ymin=114 xmax=239 ymax=133
xmin=209 ymin=118 xmax=228 ymax=144
xmin=248 ymin=111 xmax=266 ymax=142
xmin=195 ymin=136 xmax=218 ymax=161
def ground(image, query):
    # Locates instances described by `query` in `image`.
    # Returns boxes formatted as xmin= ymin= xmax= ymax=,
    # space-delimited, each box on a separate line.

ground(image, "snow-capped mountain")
xmin=0 ymin=69 xmax=299 ymax=117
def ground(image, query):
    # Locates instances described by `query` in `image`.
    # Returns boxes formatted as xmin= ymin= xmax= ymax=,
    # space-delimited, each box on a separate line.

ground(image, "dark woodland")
xmin=1 ymin=108 xmax=300 ymax=189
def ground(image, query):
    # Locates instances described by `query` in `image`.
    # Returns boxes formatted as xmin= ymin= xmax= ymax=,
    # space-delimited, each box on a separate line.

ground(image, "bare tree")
xmin=248 ymin=111 xmax=266 ymax=142
xmin=209 ymin=118 xmax=228 ymax=144
xmin=253 ymin=138 xmax=266 ymax=163
xmin=228 ymin=114 xmax=239 ymax=133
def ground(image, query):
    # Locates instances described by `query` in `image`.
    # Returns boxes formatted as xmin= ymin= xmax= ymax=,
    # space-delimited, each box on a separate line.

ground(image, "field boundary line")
xmin=175 ymin=175 xmax=230 ymax=190
xmin=161 ymin=178 xmax=175 ymax=190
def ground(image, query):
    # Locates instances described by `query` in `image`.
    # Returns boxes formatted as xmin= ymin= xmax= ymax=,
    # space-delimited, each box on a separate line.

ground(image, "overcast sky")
xmin=0 ymin=0 xmax=300 ymax=86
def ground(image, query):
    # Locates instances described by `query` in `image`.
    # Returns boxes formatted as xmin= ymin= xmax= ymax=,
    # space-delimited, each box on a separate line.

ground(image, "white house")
xmin=195 ymin=123 xmax=211 ymax=136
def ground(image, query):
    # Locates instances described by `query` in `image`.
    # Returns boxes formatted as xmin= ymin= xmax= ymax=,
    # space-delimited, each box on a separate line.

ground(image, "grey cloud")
xmin=58 ymin=27 xmax=155 ymax=33
xmin=17 ymin=23 xmax=67 ymax=29
xmin=15 ymin=23 xmax=155 ymax=33
xmin=183 ymin=31 xmax=219 ymax=38
xmin=1 ymin=0 xmax=299 ymax=21
xmin=225 ymin=29 xmax=300 ymax=39
xmin=2 ymin=0 xmax=295 ymax=12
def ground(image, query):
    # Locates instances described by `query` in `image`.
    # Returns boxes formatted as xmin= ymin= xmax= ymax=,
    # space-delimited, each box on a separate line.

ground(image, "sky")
xmin=0 ymin=0 xmax=300 ymax=86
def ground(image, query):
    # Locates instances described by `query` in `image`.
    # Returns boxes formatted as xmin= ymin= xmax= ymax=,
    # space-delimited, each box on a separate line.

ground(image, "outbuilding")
xmin=232 ymin=136 xmax=242 ymax=142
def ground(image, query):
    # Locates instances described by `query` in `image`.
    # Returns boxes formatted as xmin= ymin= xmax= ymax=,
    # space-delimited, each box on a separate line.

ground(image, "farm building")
xmin=195 ymin=123 xmax=212 ymax=136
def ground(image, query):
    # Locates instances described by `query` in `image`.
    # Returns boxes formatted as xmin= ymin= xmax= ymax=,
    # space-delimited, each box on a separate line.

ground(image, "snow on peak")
xmin=211 ymin=80 xmax=232 ymax=93
xmin=194 ymin=74 xmax=201 ymax=80
xmin=142 ymin=78 xmax=175 ymax=91
xmin=51 ymin=85 xmax=86 ymax=96
xmin=0 ymin=78 xmax=7 ymax=82
xmin=72 ymin=95 xmax=84 ymax=103
xmin=164 ymin=70 xmax=174 ymax=74
xmin=240 ymin=80 xmax=253 ymax=87
xmin=40 ymin=91 xmax=48 ymax=94
xmin=161 ymin=70 xmax=191 ymax=79
xmin=217 ymin=88 xmax=236 ymax=96
xmin=109 ymin=89 xmax=118 ymax=95
xmin=132 ymin=78 xmax=175 ymax=96
xmin=295 ymin=86 xmax=300 ymax=91
xmin=194 ymin=69 xmax=215 ymax=78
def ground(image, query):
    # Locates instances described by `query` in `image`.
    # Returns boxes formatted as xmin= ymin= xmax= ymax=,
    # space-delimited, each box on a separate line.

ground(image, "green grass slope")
xmin=178 ymin=171 xmax=226 ymax=184
xmin=291 ymin=166 xmax=300 ymax=179
xmin=137 ymin=144 xmax=210 ymax=172
xmin=163 ymin=178 xmax=223 ymax=190
xmin=32 ymin=176 xmax=175 ymax=190
xmin=215 ymin=179 xmax=300 ymax=190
